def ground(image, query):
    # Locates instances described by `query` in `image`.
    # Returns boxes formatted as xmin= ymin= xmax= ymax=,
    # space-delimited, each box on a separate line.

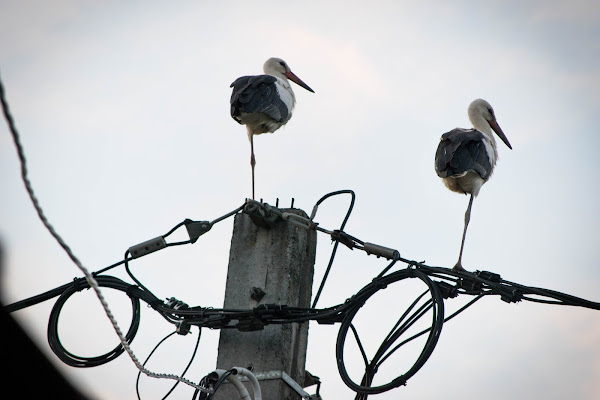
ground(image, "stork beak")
xmin=489 ymin=119 xmax=512 ymax=150
xmin=284 ymin=70 xmax=315 ymax=93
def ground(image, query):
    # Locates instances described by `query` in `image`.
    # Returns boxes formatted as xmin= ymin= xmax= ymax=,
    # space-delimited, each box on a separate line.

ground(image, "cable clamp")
xmin=281 ymin=212 xmax=318 ymax=230
xmin=457 ymin=276 xmax=482 ymax=292
xmin=71 ymin=277 xmax=89 ymax=292
xmin=128 ymin=236 xmax=167 ymax=259
xmin=475 ymin=270 xmax=502 ymax=282
xmin=435 ymin=280 xmax=458 ymax=299
xmin=369 ymin=277 xmax=389 ymax=290
xmin=125 ymin=284 xmax=138 ymax=298
xmin=331 ymin=230 xmax=359 ymax=250
xmin=496 ymin=286 xmax=523 ymax=303
xmin=363 ymin=242 xmax=400 ymax=260
xmin=243 ymin=200 xmax=281 ymax=228
xmin=254 ymin=303 xmax=289 ymax=315
xmin=176 ymin=321 xmax=191 ymax=335
xmin=165 ymin=297 xmax=190 ymax=310
xmin=236 ymin=317 xmax=265 ymax=332
xmin=391 ymin=375 xmax=407 ymax=387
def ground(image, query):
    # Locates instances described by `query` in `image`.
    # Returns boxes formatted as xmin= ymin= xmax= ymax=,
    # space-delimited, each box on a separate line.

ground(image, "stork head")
xmin=263 ymin=58 xmax=314 ymax=93
xmin=468 ymin=99 xmax=512 ymax=149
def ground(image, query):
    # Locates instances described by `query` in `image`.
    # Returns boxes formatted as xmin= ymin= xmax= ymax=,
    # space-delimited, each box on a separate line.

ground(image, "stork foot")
xmin=452 ymin=262 xmax=466 ymax=272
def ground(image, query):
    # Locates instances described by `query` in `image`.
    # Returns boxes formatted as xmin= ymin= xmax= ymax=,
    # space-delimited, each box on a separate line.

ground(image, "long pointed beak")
xmin=284 ymin=70 xmax=315 ymax=93
xmin=489 ymin=119 xmax=512 ymax=149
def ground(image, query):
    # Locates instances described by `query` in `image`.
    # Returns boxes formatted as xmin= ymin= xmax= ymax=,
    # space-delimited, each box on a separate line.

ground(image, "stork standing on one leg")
xmin=435 ymin=99 xmax=512 ymax=271
xmin=230 ymin=57 xmax=314 ymax=199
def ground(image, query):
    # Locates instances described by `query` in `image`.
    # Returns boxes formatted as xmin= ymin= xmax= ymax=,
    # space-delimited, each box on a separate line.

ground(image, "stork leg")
xmin=454 ymin=194 xmax=474 ymax=271
xmin=249 ymin=132 xmax=256 ymax=200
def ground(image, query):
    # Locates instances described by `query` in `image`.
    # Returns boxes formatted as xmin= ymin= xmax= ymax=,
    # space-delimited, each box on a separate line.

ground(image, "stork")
xmin=230 ymin=57 xmax=314 ymax=199
xmin=435 ymin=99 xmax=512 ymax=271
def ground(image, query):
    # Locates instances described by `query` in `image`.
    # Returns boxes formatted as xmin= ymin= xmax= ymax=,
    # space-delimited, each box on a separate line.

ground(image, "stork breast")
xmin=274 ymin=80 xmax=295 ymax=118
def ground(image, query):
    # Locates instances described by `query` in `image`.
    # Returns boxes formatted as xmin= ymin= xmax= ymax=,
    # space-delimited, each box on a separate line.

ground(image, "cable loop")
xmin=2 ymin=72 xmax=600 ymax=399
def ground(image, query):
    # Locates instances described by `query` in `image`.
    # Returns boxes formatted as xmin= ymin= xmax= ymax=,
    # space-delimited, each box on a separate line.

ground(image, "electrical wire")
xmin=3 ymin=69 xmax=600 ymax=398
xmin=136 ymin=331 xmax=177 ymax=400
xmin=335 ymin=268 xmax=444 ymax=396
xmin=311 ymin=189 xmax=356 ymax=308
xmin=46 ymin=275 xmax=150 ymax=368
xmin=135 ymin=327 xmax=202 ymax=400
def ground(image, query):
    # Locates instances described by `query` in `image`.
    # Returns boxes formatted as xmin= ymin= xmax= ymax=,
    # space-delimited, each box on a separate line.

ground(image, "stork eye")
xmin=279 ymin=61 xmax=286 ymax=68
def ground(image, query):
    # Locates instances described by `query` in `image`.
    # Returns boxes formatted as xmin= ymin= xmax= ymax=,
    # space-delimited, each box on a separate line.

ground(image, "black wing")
xmin=230 ymin=75 xmax=289 ymax=124
xmin=435 ymin=128 xmax=492 ymax=180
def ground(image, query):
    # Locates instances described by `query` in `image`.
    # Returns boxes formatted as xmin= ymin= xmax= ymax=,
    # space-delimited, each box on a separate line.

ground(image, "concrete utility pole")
xmin=215 ymin=207 xmax=317 ymax=399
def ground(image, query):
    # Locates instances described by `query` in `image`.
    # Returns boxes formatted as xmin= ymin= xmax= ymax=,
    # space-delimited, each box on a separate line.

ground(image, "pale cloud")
xmin=529 ymin=0 xmax=600 ymax=25
xmin=0 ymin=1 xmax=81 ymax=58
xmin=1 ymin=2 xmax=599 ymax=400
xmin=280 ymin=27 xmax=388 ymax=101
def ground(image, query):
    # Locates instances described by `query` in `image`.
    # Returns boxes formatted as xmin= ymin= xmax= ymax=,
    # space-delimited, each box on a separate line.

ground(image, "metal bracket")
xmin=183 ymin=219 xmax=212 ymax=243
xmin=231 ymin=370 xmax=319 ymax=399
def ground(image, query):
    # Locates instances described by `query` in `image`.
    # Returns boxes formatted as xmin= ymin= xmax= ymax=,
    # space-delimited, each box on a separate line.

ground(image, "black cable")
xmin=46 ymin=276 xmax=157 ymax=367
xmin=311 ymin=190 xmax=356 ymax=308
xmin=93 ymin=257 xmax=132 ymax=275
xmin=124 ymin=250 xmax=159 ymax=300
xmin=3 ymin=81 xmax=600 ymax=398
xmin=136 ymin=331 xmax=177 ymax=400
xmin=3 ymin=215 xmax=222 ymax=313
xmin=135 ymin=327 xmax=202 ymax=400
xmin=208 ymin=369 xmax=236 ymax=399
xmin=379 ymin=294 xmax=484 ymax=369
xmin=335 ymin=268 xmax=444 ymax=395
xmin=4 ymin=280 xmax=78 ymax=313
xmin=350 ymin=323 xmax=369 ymax=367
xmin=374 ymin=253 xmax=400 ymax=279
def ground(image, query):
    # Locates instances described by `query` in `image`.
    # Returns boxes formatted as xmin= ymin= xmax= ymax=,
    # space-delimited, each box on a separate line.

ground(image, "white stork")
xmin=435 ymin=99 xmax=512 ymax=271
xmin=230 ymin=57 xmax=314 ymax=199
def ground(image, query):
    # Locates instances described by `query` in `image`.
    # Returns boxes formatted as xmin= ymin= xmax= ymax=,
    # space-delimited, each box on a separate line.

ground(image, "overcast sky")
xmin=1 ymin=1 xmax=599 ymax=399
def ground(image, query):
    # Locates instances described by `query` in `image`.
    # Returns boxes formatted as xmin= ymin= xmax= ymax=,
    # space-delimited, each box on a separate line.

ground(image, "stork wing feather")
xmin=230 ymin=75 xmax=289 ymax=124
xmin=435 ymin=128 xmax=492 ymax=180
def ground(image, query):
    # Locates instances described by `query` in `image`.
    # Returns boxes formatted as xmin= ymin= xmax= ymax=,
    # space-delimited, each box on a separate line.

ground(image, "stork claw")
xmin=452 ymin=263 xmax=466 ymax=272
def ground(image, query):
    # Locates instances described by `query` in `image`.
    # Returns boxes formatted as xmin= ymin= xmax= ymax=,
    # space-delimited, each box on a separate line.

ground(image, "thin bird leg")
xmin=249 ymin=130 xmax=256 ymax=200
xmin=454 ymin=194 xmax=474 ymax=271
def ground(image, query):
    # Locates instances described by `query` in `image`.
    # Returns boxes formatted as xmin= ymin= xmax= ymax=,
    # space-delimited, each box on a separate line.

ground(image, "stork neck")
xmin=470 ymin=114 xmax=499 ymax=163
xmin=277 ymin=75 xmax=292 ymax=90
xmin=470 ymin=114 xmax=494 ymax=139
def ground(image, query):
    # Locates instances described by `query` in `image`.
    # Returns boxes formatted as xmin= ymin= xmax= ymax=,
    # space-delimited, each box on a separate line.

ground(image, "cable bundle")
xmin=2 ymin=71 xmax=599 ymax=399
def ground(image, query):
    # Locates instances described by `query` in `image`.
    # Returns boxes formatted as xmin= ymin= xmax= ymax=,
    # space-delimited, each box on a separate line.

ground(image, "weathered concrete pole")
xmin=215 ymin=208 xmax=317 ymax=399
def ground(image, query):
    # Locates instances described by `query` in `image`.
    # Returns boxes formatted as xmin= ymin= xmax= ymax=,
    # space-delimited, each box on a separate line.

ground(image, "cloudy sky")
xmin=1 ymin=1 xmax=599 ymax=399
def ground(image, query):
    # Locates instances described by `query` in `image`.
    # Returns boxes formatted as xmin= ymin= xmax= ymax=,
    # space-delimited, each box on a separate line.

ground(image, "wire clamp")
xmin=497 ymin=286 xmax=523 ymax=303
xmin=475 ymin=270 xmax=502 ymax=282
xmin=71 ymin=277 xmax=88 ymax=292
xmin=363 ymin=242 xmax=400 ymax=260
xmin=435 ymin=280 xmax=459 ymax=299
xmin=236 ymin=317 xmax=265 ymax=332
xmin=128 ymin=236 xmax=167 ymax=259
xmin=331 ymin=230 xmax=358 ymax=250
xmin=244 ymin=200 xmax=281 ymax=228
